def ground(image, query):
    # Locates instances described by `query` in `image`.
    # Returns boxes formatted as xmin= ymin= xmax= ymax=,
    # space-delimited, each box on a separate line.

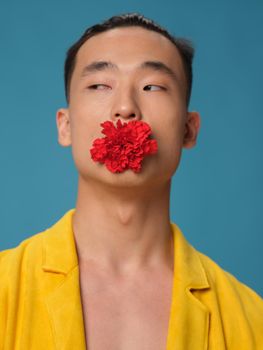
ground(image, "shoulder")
xmin=171 ymin=221 xmax=263 ymax=344
xmin=0 ymin=230 xmax=48 ymax=336
xmin=197 ymin=250 xmax=263 ymax=332
xmin=198 ymin=250 xmax=263 ymax=301
xmin=0 ymin=230 xmax=46 ymax=281
xmin=0 ymin=208 xmax=76 ymax=282
xmin=171 ymin=221 xmax=263 ymax=307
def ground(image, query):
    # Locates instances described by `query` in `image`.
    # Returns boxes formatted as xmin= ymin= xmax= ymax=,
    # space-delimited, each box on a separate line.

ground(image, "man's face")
xmin=56 ymin=26 xmax=200 ymax=188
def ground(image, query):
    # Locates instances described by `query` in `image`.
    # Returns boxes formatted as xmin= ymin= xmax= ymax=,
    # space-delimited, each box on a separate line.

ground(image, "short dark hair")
xmin=64 ymin=12 xmax=194 ymax=106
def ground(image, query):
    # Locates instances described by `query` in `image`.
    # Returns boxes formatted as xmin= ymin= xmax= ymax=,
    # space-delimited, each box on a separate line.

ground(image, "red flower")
xmin=90 ymin=119 xmax=158 ymax=173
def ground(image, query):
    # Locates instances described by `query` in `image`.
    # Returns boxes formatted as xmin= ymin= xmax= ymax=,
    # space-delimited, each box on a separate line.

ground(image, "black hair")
xmin=64 ymin=12 xmax=194 ymax=105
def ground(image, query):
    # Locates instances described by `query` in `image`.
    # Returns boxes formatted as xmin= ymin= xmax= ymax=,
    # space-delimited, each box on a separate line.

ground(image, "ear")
xmin=56 ymin=108 xmax=72 ymax=147
xmin=183 ymin=111 xmax=201 ymax=149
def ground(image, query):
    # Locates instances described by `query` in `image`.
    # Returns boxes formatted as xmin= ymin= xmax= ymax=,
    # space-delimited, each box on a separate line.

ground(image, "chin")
xmin=102 ymin=167 xmax=151 ymax=188
xmin=80 ymin=163 xmax=154 ymax=189
xmin=78 ymin=155 xmax=175 ymax=189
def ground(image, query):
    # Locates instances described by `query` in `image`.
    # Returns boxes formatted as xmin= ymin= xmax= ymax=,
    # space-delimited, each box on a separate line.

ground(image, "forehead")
xmin=73 ymin=27 xmax=186 ymax=83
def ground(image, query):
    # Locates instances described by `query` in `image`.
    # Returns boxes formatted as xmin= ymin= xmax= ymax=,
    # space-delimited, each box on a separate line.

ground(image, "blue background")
xmin=0 ymin=1 xmax=262 ymax=296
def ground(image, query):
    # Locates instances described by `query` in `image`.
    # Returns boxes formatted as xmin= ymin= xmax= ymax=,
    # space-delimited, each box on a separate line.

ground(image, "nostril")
xmin=115 ymin=113 xmax=137 ymax=119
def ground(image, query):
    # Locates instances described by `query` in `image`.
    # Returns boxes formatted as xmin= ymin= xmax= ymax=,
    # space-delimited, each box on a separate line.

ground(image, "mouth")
xmin=90 ymin=119 xmax=158 ymax=173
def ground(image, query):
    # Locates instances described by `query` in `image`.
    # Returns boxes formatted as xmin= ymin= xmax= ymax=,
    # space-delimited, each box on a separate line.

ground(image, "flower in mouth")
xmin=90 ymin=119 xmax=158 ymax=173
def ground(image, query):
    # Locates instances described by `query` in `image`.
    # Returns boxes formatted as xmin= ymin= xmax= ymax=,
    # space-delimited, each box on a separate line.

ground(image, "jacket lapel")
xmin=41 ymin=209 xmax=87 ymax=350
xmin=41 ymin=210 xmax=210 ymax=350
xmin=166 ymin=223 xmax=210 ymax=350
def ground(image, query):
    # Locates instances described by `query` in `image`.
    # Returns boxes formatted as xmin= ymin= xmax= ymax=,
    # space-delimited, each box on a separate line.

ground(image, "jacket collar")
xmin=41 ymin=209 xmax=211 ymax=350
xmin=42 ymin=208 xmax=78 ymax=274
xmin=171 ymin=222 xmax=210 ymax=290
xmin=41 ymin=209 xmax=87 ymax=350
xmin=166 ymin=223 xmax=210 ymax=349
xmin=42 ymin=209 xmax=209 ymax=287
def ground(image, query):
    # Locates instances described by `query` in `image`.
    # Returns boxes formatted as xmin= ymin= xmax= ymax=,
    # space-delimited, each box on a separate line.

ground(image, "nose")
xmin=110 ymin=87 xmax=141 ymax=122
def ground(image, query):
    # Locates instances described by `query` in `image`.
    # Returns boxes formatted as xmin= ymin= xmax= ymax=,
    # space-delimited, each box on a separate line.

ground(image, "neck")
xmin=72 ymin=176 xmax=174 ymax=275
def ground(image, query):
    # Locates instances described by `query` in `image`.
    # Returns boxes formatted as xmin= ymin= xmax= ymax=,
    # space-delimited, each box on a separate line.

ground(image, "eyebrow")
xmin=81 ymin=60 xmax=178 ymax=84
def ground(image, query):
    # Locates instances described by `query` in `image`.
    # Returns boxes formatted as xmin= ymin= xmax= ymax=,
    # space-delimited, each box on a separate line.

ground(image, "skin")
xmin=56 ymin=26 xmax=201 ymax=276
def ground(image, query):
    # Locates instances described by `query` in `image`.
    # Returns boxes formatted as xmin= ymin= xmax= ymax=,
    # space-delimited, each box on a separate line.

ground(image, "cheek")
xmin=70 ymin=91 xmax=111 ymax=118
xmin=150 ymin=114 xmax=185 ymax=176
xmin=69 ymin=114 xmax=103 ymax=171
xmin=144 ymin=94 xmax=186 ymax=137
xmin=152 ymin=115 xmax=185 ymax=152
xmin=71 ymin=118 xmax=95 ymax=149
xmin=157 ymin=130 xmax=183 ymax=162
xmin=69 ymin=102 xmax=107 ymax=144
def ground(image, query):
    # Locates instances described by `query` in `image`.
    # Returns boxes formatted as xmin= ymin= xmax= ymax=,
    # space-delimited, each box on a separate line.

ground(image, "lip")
xmin=90 ymin=119 xmax=158 ymax=173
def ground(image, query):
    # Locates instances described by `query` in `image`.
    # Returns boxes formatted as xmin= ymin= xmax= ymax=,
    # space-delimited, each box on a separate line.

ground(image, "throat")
xmin=113 ymin=204 xmax=138 ymax=226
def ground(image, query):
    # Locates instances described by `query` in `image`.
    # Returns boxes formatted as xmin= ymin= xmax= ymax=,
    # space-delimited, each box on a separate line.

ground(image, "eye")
xmin=88 ymin=84 xmax=110 ymax=90
xmin=143 ymin=85 xmax=165 ymax=91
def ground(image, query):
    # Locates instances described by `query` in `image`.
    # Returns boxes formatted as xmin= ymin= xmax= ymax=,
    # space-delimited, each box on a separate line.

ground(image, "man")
xmin=0 ymin=12 xmax=262 ymax=350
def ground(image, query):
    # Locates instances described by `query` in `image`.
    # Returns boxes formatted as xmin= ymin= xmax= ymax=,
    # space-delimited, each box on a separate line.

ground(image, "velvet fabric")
xmin=1 ymin=209 xmax=262 ymax=349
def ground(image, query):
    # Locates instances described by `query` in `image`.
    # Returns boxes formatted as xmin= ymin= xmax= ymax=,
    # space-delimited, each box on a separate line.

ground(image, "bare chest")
xmin=79 ymin=266 xmax=173 ymax=350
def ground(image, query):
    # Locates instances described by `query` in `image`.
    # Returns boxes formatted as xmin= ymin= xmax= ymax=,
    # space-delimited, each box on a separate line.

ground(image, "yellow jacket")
xmin=0 ymin=208 xmax=263 ymax=349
